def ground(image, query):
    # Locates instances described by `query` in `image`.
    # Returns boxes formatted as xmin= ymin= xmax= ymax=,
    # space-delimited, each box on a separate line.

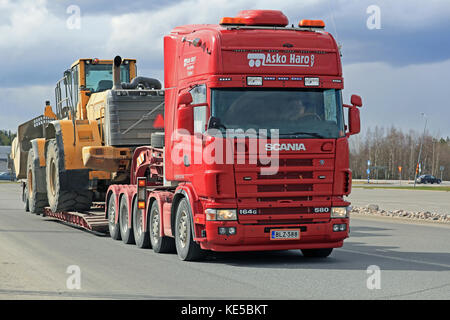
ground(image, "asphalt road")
xmin=0 ymin=182 xmax=449 ymax=300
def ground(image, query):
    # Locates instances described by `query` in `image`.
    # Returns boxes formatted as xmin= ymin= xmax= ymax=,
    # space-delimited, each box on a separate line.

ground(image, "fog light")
xmin=218 ymin=227 xmax=227 ymax=235
xmin=228 ymin=227 xmax=236 ymax=235
xmin=333 ymin=224 xmax=347 ymax=232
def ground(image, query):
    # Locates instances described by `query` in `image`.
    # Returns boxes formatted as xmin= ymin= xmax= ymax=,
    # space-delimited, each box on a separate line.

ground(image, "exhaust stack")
xmin=113 ymin=55 xmax=122 ymax=90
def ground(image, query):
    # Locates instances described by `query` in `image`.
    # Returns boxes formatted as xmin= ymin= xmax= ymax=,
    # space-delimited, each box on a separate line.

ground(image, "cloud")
xmin=0 ymin=0 xmax=449 ymax=137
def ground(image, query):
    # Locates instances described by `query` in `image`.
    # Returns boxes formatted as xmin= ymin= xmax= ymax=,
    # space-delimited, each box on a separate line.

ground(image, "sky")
xmin=0 ymin=0 xmax=449 ymax=137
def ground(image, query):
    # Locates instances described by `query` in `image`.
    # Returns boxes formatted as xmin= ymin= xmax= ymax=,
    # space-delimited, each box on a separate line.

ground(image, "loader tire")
xmin=27 ymin=148 xmax=48 ymax=214
xmin=46 ymin=139 xmax=92 ymax=212
xmin=23 ymin=185 xmax=30 ymax=212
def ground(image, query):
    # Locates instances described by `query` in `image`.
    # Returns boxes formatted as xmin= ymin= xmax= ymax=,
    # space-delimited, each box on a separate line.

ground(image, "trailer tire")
xmin=175 ymin=198 xmax=204 ymax=261
xmin=119 ymin=194 xmax=135 ymax=244
xmin=133 ymin=198 xmax=150 ymax=248
xmin=149 ymin=201 xmax=175 ymax=253
xmin=107 ymin=193 xmax=121 ymax=240
xmin=46 ymin=139 xmax=92 ymax=212
xmin=301 ymin=248 xmax=333 ymax=258
xmin=27 ymin=148 xmax=48 ymax=214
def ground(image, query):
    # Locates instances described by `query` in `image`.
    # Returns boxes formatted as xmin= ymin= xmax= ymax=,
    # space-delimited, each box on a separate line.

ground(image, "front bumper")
xmin=200 ymin=218 xmax=349 ymax=252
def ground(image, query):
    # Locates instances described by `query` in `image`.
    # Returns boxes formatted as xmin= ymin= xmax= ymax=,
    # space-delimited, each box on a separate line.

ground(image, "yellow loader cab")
xmin=13 ymin=56 xmax=165 ymax=214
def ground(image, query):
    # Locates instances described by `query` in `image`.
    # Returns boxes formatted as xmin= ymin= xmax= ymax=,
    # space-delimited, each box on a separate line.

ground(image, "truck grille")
xmin=234 ymin=152 xmax=335 ymax=224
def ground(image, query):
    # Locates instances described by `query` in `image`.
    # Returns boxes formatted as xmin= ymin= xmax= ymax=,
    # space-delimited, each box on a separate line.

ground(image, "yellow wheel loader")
xmin=11 ymin=56 xmax=164 ymax=214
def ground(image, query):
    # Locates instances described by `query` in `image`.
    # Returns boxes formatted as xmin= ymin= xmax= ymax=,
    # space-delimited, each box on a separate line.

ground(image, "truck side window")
xmin=194 ymin=106 xmax=207 ymax=134
xmin=190 ymin=84 xmax=207 ymax=104
xmin=190 ymin=85 xmax=207 ymax=134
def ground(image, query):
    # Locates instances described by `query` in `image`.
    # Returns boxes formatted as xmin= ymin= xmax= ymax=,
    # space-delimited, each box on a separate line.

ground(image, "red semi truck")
xmin=105 ymin=10 xmax=363 ymax=261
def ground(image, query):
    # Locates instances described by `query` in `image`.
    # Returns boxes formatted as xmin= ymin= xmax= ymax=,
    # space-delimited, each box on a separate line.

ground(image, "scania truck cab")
xmin=107 ymin=10 xmax=363 ymax=260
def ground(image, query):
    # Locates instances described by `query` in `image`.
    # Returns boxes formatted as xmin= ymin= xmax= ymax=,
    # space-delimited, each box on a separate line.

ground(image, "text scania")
xmin=266 ymin=143 xmax=306 ymax=151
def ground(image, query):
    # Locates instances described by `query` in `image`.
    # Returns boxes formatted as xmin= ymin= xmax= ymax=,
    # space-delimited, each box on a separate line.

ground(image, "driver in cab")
xmin=288 ymin=99 xmax=320 ymax=121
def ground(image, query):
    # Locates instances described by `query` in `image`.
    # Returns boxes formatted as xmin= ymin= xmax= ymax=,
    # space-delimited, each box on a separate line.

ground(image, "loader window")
xmin=85 ymin=63 xmax=130 ymax=93
xmin=211 ymin=88 xmax=345 ymax=139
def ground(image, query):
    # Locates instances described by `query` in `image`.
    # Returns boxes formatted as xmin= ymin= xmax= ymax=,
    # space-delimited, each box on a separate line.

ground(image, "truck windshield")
xmin=211 ymin=88 xmax=345 ymax=139
xmin=85 ymin=63 xmax=130 ymax=93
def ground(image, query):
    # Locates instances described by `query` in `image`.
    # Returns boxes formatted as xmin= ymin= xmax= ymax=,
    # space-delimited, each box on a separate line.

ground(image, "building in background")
xmin=0 ymin=146 xmax=11 ymax=172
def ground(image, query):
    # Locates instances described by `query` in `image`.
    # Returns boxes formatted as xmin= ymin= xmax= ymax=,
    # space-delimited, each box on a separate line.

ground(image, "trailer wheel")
xmin=107 ymin=193 xmax=121 ymax=240
xmin=133 ymin=198 xmax=150 ymax=249
xmin=27 ymin=148 xmax=48 ymax=214
xmin=119 ymin=194 xmax=135 ymax=244
xmin=301 ymin=248 xmax=333 ymax=258
xmin=46 ymin=139 xmax=92 ymax=212
xmin=149 ymin=201 xmax=175 ymax=253
xmin=175 ymin=198 xmax=204 ymax=261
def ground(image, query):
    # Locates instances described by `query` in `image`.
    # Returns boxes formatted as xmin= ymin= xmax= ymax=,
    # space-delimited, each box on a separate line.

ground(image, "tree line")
xmin=349 ymin=126 xmax=450 ymax=181
xmin=0 ymin=130 xmax=16 ymax=146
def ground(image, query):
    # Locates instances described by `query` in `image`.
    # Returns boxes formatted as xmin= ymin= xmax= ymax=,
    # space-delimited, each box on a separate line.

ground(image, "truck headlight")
xmin=331 ymin=207 xmax=349 ymax=218
xmin=205 ymin=209 xmax=237 ymax=221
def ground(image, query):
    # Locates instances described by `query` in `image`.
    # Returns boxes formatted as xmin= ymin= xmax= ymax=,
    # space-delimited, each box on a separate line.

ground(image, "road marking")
xmin=338 ymin=248 xmax=450 ymax=269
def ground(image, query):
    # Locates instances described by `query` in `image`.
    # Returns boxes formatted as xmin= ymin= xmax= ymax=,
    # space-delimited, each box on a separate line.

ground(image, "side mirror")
xmin=351 ymin=94 xmax=362 ymax=107
xmin=177 ymin=92 xmax=193 ymax=107
xmin=177 ymin=106 xmax=193 ymax=133
xmin=347 ymin=107 xmax=360 ymax=136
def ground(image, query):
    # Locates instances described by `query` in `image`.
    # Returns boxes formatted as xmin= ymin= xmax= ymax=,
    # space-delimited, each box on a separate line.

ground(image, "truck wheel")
xmin=301 ymin=248 xmax=333 ymax=258
xmin=27 ymin=148 xmax=48 ymax=214
xmin=149 ymin=201 xmax=175 ymax=253
xmin=133 ymin=198 xmax=150 ymax=248
xmin=107 ymin=193 xmax=121 ymax=240
xmin=119 ymin=194 xmax=135 ymax=244
xmin=46 ymin=139 xmax=92 ymax=212
xmin=175 ymin=198 xmax=204 ymax=261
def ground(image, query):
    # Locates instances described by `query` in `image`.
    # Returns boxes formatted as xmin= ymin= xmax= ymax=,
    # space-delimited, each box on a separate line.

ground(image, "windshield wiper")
xmin=277 ymin=132 xmax=325 ymax=139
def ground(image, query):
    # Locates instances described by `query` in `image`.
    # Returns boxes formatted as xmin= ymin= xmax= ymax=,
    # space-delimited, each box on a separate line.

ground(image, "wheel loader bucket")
xmin=12 ymin=115 xmax=51 ymax=179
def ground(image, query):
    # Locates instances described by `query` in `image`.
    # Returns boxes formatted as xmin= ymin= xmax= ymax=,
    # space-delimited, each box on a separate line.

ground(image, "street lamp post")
xmin=414 ymin=113 xmax=428 ymax=188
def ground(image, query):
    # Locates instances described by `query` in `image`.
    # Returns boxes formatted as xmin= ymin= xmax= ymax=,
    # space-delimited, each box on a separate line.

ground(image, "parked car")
xmin=0 ymin=171 xmax=14 ymax=181
xmin=416 ymin=174 xmax=442 ymax=184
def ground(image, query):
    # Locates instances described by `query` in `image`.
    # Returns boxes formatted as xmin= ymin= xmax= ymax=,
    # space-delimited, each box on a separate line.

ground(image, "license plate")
xmin=270 ymin=229 xmax=300 ymax=240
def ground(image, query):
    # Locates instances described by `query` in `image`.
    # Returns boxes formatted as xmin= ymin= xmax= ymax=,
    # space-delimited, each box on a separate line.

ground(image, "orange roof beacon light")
xmin=299 ymin=19 xmax=325 ymax=28
xmin=219 ymin=17 xmax=245 ymax=25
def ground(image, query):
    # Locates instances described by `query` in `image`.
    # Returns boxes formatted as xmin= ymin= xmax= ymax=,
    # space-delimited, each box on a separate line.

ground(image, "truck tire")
xmin=175 ymin=198 xmax=204 ymax=261
xmin=301 ymin=248 xmax=333 ymax=258
xmin=27 ymin=148 xmax=48 ymax=214
xmin=149 ymin=201 xmax=175 ymax=253
xmin=46 ymin=139 xmax=92 ymax=212
xmin=151 ymin=132 xmax=164 ymax=148
xmin=133 ymin=198 xmax=150 ymax=248
xmin=119 ymin=194 xmax=135 ymax=244
xmin=107 ymin=193 xmax=121 ymax=240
